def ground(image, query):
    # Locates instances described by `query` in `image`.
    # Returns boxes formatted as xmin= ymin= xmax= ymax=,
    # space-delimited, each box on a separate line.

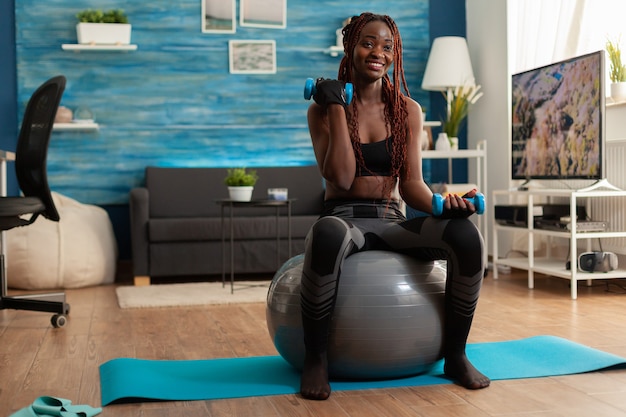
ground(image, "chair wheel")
xmin=51 ymin=314 xmax=67 ymax=328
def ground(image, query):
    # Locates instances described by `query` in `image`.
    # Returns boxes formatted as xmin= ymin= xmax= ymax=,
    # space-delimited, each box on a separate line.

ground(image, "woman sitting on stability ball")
xmin=300 ymin=12 xmax=490 ymax=400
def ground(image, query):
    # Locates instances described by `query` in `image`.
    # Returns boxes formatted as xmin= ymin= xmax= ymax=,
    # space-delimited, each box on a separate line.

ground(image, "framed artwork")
xmin=229 ymin=40 xmax=277 ymax=74
xmin=202 ymin=0 xmax=236 ymax=33
xmin=240 ymin=0 xmax=287 ymax=29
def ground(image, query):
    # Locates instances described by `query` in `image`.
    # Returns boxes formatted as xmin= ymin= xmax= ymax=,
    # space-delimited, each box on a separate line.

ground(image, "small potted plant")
xmin=224 ymin=168 xmax=258 ymax=201
xmin=75 ymin=9 xmax=131 ymax=45
xmin=606 ymin=38 xmax=626 ymax=101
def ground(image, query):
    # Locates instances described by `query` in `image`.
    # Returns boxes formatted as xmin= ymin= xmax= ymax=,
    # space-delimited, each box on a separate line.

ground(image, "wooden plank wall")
xmin=15 ymin=0 xmax=430 ymax=204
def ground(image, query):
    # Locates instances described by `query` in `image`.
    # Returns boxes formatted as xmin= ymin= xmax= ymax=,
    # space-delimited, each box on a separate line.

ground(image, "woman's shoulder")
xmin=397 ymin=95 xmax=423 ymax=127
xmin=402 ymin=95 xmax=421 ymax=113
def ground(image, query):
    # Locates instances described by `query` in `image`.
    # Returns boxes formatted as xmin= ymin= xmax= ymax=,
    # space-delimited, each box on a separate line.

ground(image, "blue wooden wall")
xmin=1 ymin=0 xmax=18 ymax=197
xmin=15 ymin=0 xmax=430 ymax=205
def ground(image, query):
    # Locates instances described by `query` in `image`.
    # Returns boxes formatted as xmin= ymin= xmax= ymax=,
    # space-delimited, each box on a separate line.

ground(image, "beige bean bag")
xmin=6 ymin=192 xmax=117 ymax=289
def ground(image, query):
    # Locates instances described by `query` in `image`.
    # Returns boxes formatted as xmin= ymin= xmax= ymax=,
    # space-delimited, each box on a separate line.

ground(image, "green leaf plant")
xmin=76 ymin=9 xmax=129 ymax=24
xmin=606 ymin=38 xmax=626 ymax=82
xmin=224 ymin=168 xmax=259 ymax=187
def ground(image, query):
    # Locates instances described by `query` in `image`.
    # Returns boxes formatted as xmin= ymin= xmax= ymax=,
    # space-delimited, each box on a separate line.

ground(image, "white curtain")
xmin=510 ymin=0 xmax=626 ymax=74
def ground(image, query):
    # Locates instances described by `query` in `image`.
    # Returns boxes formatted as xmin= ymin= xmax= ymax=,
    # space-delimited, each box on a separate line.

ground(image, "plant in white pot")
xmin=606 ymin=38 xmax=626 ymax=102
xmin=75 ymin=9 xmax=131 ymax=45
xmin=440 ymin=81 xmax=483 ymax=150
xmin=224 ymin=168 xmax=258 ymax=202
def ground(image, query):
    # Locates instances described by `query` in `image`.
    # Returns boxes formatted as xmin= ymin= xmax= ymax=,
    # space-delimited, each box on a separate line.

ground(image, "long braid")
xmin=338 ymin=13 xmax=411 ymax=199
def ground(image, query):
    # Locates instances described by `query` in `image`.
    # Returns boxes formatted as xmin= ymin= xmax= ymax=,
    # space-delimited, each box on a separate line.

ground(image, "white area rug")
xmin=116 ymin=281 xmax=271 ymax=309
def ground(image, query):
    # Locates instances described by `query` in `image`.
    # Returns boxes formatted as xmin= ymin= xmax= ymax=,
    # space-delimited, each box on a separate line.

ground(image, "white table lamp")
xmin=422 ymin=36 xmax=475 ymax=116
xmin=422 ymin=36 xmax=475 ymax=91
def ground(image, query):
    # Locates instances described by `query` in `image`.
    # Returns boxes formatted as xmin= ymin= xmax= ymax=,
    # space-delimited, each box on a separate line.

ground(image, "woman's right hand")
xmin=313 ymin=78 xmax=349 ymax=108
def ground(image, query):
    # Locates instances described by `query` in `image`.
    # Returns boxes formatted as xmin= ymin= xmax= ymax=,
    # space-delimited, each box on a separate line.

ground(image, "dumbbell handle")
xmin=432 ymin=192 xmax=485 ymax=217
xmin=303 ymin=78 xmax=353 ymax=105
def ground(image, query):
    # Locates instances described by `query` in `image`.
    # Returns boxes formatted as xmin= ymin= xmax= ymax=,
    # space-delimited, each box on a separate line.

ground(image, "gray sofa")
xmin=129 ymin=165 xmax=324 ymax=284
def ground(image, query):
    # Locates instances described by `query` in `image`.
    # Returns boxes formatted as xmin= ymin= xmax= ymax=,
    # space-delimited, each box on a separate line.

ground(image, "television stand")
xmin=576 ymin=178 xmax=622 ymax=192
xmin=517 ymin=179 xmax=532 ymax=191
xmin=492 ymin=186 xmax=626 ymax=299
xmin=513 ymin=178 xmax=622 ymax=192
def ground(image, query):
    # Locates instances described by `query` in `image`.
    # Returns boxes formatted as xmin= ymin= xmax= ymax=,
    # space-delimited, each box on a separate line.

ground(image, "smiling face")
xmin=351 ymin=20 xmax=394 ymax=81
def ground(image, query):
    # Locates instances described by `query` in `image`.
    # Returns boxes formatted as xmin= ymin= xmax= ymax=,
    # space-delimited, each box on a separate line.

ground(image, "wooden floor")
xmin=2 ymin=269 xmax=626 ymax=416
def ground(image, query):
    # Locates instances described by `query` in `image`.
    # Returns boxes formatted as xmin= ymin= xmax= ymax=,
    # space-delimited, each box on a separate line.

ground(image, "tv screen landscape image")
xmin=511 ymin=50 xmax=605 ymax=181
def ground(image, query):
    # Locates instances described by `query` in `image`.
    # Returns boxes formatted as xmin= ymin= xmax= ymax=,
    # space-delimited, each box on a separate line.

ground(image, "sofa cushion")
xmin=146 ymin=165 xmax=324 ymax=218
xmin=148 ymin=240 xmax=306 ymax=276
xmin=252 ymin=166 xmax=325 ymax=215
xmin=148 ymin=215 xmax=317 ymax=242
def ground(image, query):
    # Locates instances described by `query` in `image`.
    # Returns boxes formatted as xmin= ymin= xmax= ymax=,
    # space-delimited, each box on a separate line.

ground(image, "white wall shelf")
xmin=422 ymin=148 xmax=484 ymax=159
xmin=423 ymin=121 xmax=441 ymax=128
xmin=492 ymin=187 xmax=626 ymax=299
xmin=53 ymin=122 xmax=99 ymax=131
xmin=422 ymin=140 xmax=486 ymax=187
xmin=61 ymin=44 xmax=137 ymax=52
xmin=324 ymin=46 xmax=343 ymax=57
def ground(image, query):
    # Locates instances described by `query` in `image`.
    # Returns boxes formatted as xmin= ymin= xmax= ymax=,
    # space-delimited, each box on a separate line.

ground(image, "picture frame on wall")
xmin=229 ymin=40 xmax=277 ymax=74
xmin=202 ymin=0 xmax=236 ymax=33
xmin=240 ymin=0 xmax=287 ymax=29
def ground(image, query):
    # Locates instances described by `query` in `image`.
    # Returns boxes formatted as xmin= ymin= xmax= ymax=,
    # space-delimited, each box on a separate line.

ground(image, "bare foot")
xmin=444 ymin=353 xmax=491 ymax=389
xmin=300 ymin=351 xmax=331 ymax=400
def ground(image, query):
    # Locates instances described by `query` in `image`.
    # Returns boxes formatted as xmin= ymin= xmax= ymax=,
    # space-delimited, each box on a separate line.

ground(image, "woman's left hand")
xmin=440 ymin=189 xmax=478 ymax=219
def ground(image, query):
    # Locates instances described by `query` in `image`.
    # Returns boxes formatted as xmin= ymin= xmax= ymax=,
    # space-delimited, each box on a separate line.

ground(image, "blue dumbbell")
xmin=432 ymin=192 xmax=485 ymax=217
xmin=303 ymin=77 xmax=353 ymax=105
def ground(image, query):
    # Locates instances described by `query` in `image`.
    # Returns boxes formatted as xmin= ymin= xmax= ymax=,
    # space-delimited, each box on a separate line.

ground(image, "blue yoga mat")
xmin=99 ymin=335 xmax=626 ymax=406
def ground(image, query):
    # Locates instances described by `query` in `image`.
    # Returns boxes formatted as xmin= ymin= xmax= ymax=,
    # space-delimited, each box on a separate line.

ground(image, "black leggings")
xmin=300 ymin=200 xmax=485 ymax=358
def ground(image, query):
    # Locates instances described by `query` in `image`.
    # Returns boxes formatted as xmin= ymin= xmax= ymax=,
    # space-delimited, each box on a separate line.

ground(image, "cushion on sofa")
xmin=146 ymin=165 xmax=325 ymax=218
xmin=148 ymin=215 xmax=317 ymax=242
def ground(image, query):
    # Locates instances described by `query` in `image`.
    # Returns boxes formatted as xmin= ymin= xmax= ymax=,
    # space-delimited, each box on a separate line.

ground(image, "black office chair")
xmin=0 ymin=75 xmax=70 ymax=327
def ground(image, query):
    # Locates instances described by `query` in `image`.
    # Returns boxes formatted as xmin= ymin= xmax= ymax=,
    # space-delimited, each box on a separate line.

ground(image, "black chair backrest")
xmin=15 ymin=75 xmax=66 ymax=222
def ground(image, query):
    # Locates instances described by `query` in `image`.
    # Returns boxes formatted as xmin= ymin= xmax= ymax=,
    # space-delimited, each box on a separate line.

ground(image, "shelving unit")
xmin=422 ymin=145 xmax=486 ymax=184
xmin=492 ymin=186 xmax=626 ymax=299
xmin=53 ymin=122 xmax=99 ymax=131
xmin=61 ymin=44 xmax=137 ymax=52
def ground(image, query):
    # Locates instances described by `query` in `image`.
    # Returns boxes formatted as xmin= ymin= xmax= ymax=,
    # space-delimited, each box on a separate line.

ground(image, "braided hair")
xmin=338 ymin=13 xmax=412 ymax=199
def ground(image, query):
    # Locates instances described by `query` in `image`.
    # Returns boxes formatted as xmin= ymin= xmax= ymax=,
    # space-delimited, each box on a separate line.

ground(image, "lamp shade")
xmin=421 ymin=36 xmax=474 ymax=91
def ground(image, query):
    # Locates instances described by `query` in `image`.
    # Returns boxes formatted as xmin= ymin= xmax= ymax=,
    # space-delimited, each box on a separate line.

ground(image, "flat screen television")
xmin=511 ymin=50 xmax=605 ymax=182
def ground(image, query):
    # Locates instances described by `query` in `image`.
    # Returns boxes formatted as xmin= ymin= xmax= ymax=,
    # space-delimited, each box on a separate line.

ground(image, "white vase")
xmin=76 ymin=23 xmax=132 ymax=45
xmin=610 ymin=82 xmax=626 ymax=102
xmin=420 ymin=129 xmax=430 ymax=150
xmin=336 ymin=27 xmax=344 ymax=47
xmin=449 ymin=137 xmax=459 ymax=150
xmin=435 ymin=133 xmax=451 ymax=151
xmin=228 ymin=186 xmax=254 ymax=202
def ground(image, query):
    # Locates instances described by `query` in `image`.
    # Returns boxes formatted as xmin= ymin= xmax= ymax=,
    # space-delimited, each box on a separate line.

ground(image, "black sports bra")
xmin=355 ymin=137 xmax=393 ymax=177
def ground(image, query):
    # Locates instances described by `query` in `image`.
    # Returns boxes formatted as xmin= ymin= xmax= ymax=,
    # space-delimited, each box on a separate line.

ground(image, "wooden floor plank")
xmin=1 ymin=269 xmax=625 ymax=416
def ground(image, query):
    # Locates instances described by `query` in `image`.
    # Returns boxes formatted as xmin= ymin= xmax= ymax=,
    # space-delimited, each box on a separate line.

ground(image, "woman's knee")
xmin=306 ymin=217 xmax=360 ymax=276
xmin=442 ymin=219 xmax=484 ymax=272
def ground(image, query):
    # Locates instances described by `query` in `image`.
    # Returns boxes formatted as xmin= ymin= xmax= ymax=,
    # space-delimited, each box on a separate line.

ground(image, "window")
xmin=511 ymin=0 xmax=626 ymax=82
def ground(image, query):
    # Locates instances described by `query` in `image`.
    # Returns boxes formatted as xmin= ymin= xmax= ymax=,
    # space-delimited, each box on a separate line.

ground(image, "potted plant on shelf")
xmin=438 ymin=81 xmax=483 ymax=151
xmin=75 ymin=9 xmax=131 ymax=45
xmin=606 ymin=38 xmax=626 ymax=102
xmin=224 ymin=168 xmax=258 ymax=201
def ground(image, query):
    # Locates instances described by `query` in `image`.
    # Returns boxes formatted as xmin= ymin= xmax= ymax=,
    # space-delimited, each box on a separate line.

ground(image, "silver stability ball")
xmin=266 ymin=250 xmax=446 ymax=380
